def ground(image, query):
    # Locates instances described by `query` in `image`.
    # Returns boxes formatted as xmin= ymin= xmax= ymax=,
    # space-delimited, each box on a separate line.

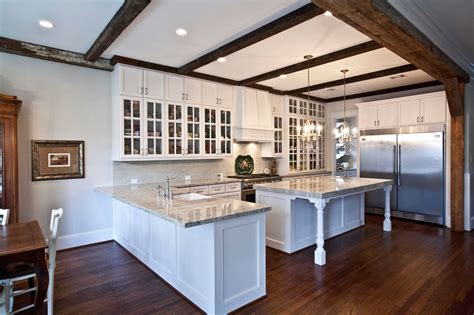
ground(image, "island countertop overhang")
xmin=97 ymin=184 xmax=270 ymax=228
xmin=255 ymin=176 xmax=393 ymax=199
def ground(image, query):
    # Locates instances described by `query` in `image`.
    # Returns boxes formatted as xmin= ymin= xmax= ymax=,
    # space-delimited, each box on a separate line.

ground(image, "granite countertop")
xmin=97 ymin=184 xmax=269 ymax=228
xmin=281 ymin=171 xmax=331 ymax=178
xmin=172 ymin=177 xmax=241 ymax=188
xmin=255 ymin=176 xmax=393 ymax=199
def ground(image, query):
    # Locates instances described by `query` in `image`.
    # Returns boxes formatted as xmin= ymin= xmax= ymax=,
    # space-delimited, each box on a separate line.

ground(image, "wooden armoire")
xmin=0 ymin=94 xmax=21 ymax=223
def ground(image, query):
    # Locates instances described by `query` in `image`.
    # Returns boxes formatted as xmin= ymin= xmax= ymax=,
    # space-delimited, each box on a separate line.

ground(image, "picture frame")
xmin=31 ymin=140 xmax=85 ymax=181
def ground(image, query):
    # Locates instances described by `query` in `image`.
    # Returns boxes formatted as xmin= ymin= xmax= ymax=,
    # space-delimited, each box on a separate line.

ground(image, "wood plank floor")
xmin=16 ymin=215 xmax=474 ymax=314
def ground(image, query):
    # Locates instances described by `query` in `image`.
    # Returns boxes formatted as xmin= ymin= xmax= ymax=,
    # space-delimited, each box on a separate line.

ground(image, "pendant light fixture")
xmin=298 ymin=55 xmax=323 ymax=150
xmin=333 ymin=69 xmax=357 ymax=152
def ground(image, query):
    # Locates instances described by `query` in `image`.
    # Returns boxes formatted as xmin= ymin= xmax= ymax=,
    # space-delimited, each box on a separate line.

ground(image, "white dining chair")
xmin=0 ymin=209 xmax=10 ymax=225
xmin=0 ymin=208 xmax=63 ymax=315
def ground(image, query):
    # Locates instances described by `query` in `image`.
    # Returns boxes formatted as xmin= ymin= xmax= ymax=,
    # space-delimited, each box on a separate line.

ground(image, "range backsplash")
xmin=113 ymin=143 xmax=272 ymax=185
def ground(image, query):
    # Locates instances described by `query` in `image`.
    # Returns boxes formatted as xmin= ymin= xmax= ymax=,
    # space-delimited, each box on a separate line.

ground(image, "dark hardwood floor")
xmin=15 ymin=215 xmax=474 ymax=314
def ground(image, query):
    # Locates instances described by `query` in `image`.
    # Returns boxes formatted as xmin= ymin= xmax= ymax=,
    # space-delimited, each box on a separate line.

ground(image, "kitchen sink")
xmin=173 ymin=193 xmax=210 ymax=201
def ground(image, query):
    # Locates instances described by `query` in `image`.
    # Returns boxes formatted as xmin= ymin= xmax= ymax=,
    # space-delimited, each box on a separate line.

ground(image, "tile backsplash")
xmin=113 ymin=143 xmax=273 ymax=185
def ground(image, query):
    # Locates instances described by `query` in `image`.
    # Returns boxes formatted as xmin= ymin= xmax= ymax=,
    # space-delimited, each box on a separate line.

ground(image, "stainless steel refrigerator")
xmin=360 ymin=126 xmax=445 ymax=225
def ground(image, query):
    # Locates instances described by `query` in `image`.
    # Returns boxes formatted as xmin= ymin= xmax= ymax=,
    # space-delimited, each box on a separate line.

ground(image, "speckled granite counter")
xmin=97 ymin=184 xmax=269 ymax=228
xmin=255 ymin=176 xmax=392 ymax=199
xmin=281 ymin=170 xmax=331 ymax=179
xmin=172 ymin=177 xmax=241 ymax=188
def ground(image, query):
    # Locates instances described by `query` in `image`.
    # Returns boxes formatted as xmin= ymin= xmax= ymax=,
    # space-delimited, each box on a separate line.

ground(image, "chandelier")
xmin=333 ymin=69 xmax=357 ymax=152
xmin=298 ymin=55 xmax=323 ymax=148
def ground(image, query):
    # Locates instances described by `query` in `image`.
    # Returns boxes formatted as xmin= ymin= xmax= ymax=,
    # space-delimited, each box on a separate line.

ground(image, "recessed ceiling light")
xmin=176 ymin=28 xmax=187 ymax=36
xmin=324 ymin=87 xmax=335 ymax=92
xmin=279 ymin=74 xmax=287 ymax=79
xmin=217 ymin=57 xmax=226 ymax=62
xmin=390 ymin=74 xmax=406 ymax=80
xmin=39 ymin=20 xmax=54 ymax=28
xmin=324 ymin=11 xmax=333 ymax=17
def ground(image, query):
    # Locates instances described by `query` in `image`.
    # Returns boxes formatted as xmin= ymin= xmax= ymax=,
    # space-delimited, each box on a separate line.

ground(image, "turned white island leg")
xmin=314 ymin=199 xmax=328 ymax=265
xmin=383 ymin=185 xmax=392 ymax=232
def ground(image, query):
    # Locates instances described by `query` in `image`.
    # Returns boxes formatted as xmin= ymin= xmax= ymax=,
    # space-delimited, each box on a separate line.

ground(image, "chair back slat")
xmin=48 ymin=208 xmax=63 ymax=269
xmin=0 ymin=208 xmax=10 ymax=225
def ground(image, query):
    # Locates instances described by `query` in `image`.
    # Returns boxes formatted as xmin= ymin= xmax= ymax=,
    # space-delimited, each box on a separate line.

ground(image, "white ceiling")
xmin=195 ymin=14 xmax=370 ymax=81
xmin=103 ymin=0 xmax=308 ymax=66
xmin=306 ymin=69 xmax=434 ymax=99
xmin=259 ymin=48 xmax=409 ymax=91
xmin=0 ymin=0 xmax=123 ymax=53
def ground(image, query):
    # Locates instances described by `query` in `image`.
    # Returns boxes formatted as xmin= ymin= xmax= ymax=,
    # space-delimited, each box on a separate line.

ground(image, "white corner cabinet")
xmin=234 ymin=87 xmax=274 ymax=142
xmin=112 ymin=64 xmax=235 ymax=161
xmin=356 ymin=91 xmax=447 ymax=130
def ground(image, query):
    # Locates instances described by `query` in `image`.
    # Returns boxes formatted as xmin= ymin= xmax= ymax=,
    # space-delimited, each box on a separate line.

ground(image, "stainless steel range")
xmin=227 ymin=174 xmax=282 ymax=202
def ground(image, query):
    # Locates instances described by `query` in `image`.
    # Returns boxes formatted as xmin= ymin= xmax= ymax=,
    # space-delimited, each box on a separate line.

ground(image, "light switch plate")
xmin=131 ymin=178 xmax=139 ymax=185
xmin=184 ymin=175 xmax=192 ymax=181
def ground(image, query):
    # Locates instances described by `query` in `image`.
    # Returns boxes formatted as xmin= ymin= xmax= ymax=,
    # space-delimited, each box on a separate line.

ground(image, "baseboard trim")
xmin=57 ymin=228 xmax=113 ymax=250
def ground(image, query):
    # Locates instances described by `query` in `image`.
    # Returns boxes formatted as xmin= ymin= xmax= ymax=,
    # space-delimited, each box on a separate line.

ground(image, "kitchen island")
xmin=98 ymin=184 xmax=270 ymax=314
xmin=255 ymin=176 xmax=392 ymax=266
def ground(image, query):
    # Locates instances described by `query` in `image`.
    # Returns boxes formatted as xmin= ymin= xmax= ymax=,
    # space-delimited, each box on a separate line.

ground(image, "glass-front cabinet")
xmin=287 ymin=97 xmax=326 ymax=173
xmin=204 ymin=107 xmax=217 ymax=155
xmin=167 ymin=103 xmax=183 ymax=156
xmin=219 ymin=109 xmax=232 ymax=156
xmin=186 ymin=105 xmax=201 ymax=155
xmin=146 ymin=100 xmax=163 ymax=156
xmin=122 ymin=96 xmax=143 ymax=157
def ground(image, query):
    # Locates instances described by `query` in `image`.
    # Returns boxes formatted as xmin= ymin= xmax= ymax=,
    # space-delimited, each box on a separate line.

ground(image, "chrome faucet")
xmin=162 ymin=170 xmax=184 ymax=199
xmin=336 ymin=164 xmax=348 ymax=180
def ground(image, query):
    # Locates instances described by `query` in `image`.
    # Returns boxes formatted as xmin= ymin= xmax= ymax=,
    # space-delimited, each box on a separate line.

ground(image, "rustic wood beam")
xmin=239 ymin=40 xmax=381 ymax=86
xmin=178 ymin=3 xmax=324 ymax=74
xmin=324 ymin=80 xmax=442 ymax=102
xmin=0 ymin=37 xmax=113 ymax=71
xmin=444 ymin=78 xmax=465 ymax=231
xmin=289 ymin=93 xmax=326 ymax=103
xmin=85 ymin=0 xmax=151 ymax=61
xmin=311 ymin=0 xmax=470 ymax=83
xmin=289 ymin=64 xmax=417 ymax=94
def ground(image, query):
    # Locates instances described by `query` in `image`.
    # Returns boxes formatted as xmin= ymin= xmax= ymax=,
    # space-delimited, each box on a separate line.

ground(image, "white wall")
xmin=0 ymin=53 xmax=114 ymax=248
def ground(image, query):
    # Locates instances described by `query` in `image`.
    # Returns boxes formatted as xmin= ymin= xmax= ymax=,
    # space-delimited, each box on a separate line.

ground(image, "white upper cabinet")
xmin=421 ymin=96 xmax=446 ymax=124
xmin=398 ymin=99 xmax=420 ymax=126
xmin=165 ymin=75 xmax=202 ymax=103
xmin=184 ymin=77 xmax=202 ymax=104
xmin=218 ymin=84 xmax=233 ymax=108
xmin=202 ymin=81 xmax=234 ymax=107
xmin=165 ymin=74 xmax=185 ymax=102
xmin=202 ymin=81 xmax=219 ymax=106
xmin=144 ymin=70 xmax=164 ymax=99
xmin=270 ymin=94 xmax=284 ymax=116
xmin=357 ymin=92 xmax=447 ymax=130
xmin=377 ymin=103 xmax=398 ymax=127
xmin=358 ymin=105 xmax=378 ymax=129
xmin=121 ymin=66 xmax=143 ymax=97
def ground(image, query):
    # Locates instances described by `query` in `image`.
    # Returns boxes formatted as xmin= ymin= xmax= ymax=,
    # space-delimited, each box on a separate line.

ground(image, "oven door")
xmin=241 ymin=188 xmax=255 ymax=203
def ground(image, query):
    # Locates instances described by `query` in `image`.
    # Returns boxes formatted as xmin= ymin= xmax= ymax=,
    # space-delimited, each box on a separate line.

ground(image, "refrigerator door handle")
xmin=393 ymin=145 xmax=397 ymax=182
xmin=397 ymin=145 xmax=401 ymax=186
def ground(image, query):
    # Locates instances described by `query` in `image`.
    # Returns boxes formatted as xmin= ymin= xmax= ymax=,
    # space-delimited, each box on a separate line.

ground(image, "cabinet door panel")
xmin=115 ymin=200 xmax=130 ymax=243
xmin=398 ymin=100 xmax=420 ymax=126
xmin=218 ymin=84 xmax=234 ymax=108
xmin=130 ymin=206 xmax=149 ymax=258
xmin=244 ymin=89 xmax=259 ymax=127
xmin=421 ymin=96 xmax=446 ymax=124
xmin=144 ymin=70 xmax=164 ymax=99
xmin=377 ymin=103 xmax=398 ymax=127
xmin=185 ymin=78 xmax=202 ymax=104
xmin=165 ymin=74 xmax=184 ymax=102
xmin=257 ymin=90 xmax=272 ymax=128
xmin=121 ymin=66 xmax=143 ymax=96
xmin=202 ymin=81 xmax=218 ymax=106
xmin=271 ymin=94 xmax=284 ymax=116
xmin=358 ymin=105 xmax=378 ymax=129
xmin=121 ymin=96 xmax=143 ymax=158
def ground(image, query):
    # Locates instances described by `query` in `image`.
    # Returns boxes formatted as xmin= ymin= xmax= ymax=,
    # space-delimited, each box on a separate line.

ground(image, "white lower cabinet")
xmin=113 ymin=199 xmax=266 ymax=314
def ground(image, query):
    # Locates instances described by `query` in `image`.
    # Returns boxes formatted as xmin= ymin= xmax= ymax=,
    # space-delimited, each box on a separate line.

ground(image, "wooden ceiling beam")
xmin=85 ymin=0 xmax=151 ymax=61
xmin=289 ymin=64 xmax=417 ymax=94
xmin=239 ymin=40 xmax=381 ymax=86
xmin=0 ymin=36 xmax=113 ymax=71
xmin=311 ymin=0 xmax=470 ymax=83
xmin=443 ymin=77 xmax=465 ymax=117
xmin=324 ymin=80 xmax=442 ymax=103
xmin=177 ymin=3 xmax=324 ymax=74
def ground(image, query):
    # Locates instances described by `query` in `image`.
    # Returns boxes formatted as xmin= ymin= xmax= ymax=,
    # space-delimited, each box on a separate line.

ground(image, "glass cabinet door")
xmin=219 ymin=109 xmax=232 ymax=155
xmin=186 ymin=105 xmax=201 ymax=155
xmin=145 ymin=100 xmax=163 ymax=156
xmin=288 ymin=117 xmax=298 ymax=172
xmin=122 ymin=97 xmax=142 ymax=157
xmin=204 ymin=107 xmax=217 ymax=155
xmin=273 ymin=116 xmax=283 ymax=155
xmin=167 ymin=103 xmax=183 ymax=155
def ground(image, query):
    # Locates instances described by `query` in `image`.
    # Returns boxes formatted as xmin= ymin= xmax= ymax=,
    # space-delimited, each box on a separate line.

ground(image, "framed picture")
xmin=32 ymin=140 xmax=85 ymax=181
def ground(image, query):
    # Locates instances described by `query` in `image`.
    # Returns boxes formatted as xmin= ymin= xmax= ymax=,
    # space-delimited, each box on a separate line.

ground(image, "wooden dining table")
xmin=0 ymin=221 xmax=49 ymax=314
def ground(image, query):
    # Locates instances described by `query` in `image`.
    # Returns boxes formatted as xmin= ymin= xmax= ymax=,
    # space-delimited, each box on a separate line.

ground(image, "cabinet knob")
xmin=417 ymin=116 xmax=419 ymax=123
xmin=185 ymin=93 xmax=189 ymax=101
xmin=145 ymin=88 xmax=148 ymax=95
xmin=421 ymin=116 xmax=424 ymax=123
xmin=216 ymin=97 xmax=219 ymax=104
xmin=182 ymin=93 xmax=185 ymax=100
xmin=141 ymin=87 xmax=144 ymax=95
xmin=374 ymin=120 xmax=377 ymax=126
xmin=377 ymin=120 xmax=380 ymax=126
